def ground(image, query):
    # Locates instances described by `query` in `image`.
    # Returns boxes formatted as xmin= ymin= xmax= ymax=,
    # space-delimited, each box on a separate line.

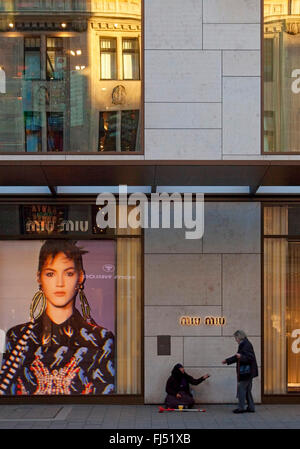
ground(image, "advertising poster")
xmin=0 ymin=239 xmax=116 ymax=396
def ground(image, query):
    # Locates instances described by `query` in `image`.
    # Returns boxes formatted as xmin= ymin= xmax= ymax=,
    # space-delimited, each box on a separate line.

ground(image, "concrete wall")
xmin=144 ymin=0 xmax=261 ymax=160
xmin=144 ymin=202 xmax=261 ymax=404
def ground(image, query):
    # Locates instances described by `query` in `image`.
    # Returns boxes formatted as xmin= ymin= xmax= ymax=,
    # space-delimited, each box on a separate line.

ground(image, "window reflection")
xmin=0 ymin=0 xmax=141 ymax=153
xmin=264 ymin=0 xmax=300 ymax=152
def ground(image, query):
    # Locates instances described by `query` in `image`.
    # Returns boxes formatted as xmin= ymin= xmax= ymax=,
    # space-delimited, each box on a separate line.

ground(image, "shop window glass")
xmin=264 ymin=0 xmax=300 ymax=152
xmin=100 ymin=38 xmax=117 ymax=80
xmin=122 ymin=38 xmax=140 ymax=80
xmin=0 ymin=0 xmax=142 ymax=152
xmin=264 ymin=204 xmax=300 ymax=394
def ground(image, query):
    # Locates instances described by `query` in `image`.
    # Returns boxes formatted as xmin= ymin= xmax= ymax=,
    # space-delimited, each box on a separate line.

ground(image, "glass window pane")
xmin=24 ymin=52 xmax=41 ymax=80
xmin=24 ymin=38 xmax=41 ymax=80
xmin=122 ymin=38 xmax=139 ymax=80
xmin=24 ymin=111 xmax=42 ymax=152
xmin=264 ymin=1 xmax=300 ymax=152
xmin=100 ymin=38 xmax=117 ymax=80
xmin=100 ymin=53 xmax=116 ymax=80
xmin=121 ymin=109 xmax=139 ymax=151
xmin=47 ymin=112 xmax=63 ymax=151
xmin=99 ymin=111 xmax=117 ymax=151
xmin=46 ymin=38 xmax=65 ymax=80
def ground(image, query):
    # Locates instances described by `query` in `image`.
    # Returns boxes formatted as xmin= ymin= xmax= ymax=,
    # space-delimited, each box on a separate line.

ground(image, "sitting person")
xmin=164 ymin=363 xmax=210 ymax=409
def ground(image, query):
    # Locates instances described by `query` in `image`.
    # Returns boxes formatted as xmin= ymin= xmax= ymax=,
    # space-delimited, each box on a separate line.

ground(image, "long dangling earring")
xmin=78 ymin=284 xmax=92 ymax=323
xmin=30 ymin=287 xmax=47 ymax=321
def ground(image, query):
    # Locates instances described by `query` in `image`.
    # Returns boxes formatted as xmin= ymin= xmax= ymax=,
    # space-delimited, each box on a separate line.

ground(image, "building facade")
xmin=0 ymin=0 xmax=300 ymax=404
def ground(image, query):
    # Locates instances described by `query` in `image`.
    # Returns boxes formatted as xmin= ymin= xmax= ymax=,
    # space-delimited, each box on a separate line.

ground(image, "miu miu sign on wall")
xmin=180 ymin=316 xmax=226 ymax=326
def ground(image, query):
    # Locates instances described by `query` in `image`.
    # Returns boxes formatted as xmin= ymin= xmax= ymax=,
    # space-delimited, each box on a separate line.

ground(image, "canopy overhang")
xmin=0 ymin=160 xmax=300 ymax=196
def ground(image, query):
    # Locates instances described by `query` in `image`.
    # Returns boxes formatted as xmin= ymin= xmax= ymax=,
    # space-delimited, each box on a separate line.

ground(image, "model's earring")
xmin=78 ymin=284 xmax=92 ymax=323
xmin=30 ymin=287 xmax=47 ymax=321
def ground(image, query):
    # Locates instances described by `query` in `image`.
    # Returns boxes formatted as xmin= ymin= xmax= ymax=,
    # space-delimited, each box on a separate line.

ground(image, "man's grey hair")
xmin=233 ymin=330 xmax=247 ymax=340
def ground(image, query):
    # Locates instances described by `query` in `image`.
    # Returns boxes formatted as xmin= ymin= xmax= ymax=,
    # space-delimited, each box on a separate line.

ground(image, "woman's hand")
xmin=176 ymin=393 xmax=182 ymax=399
xmin=202 ymin=374 xmax=210 ymax=380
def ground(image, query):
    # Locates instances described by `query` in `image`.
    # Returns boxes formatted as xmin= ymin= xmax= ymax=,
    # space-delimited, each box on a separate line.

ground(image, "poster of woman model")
xmin=0 ymin=239 xmax=115 ymax=396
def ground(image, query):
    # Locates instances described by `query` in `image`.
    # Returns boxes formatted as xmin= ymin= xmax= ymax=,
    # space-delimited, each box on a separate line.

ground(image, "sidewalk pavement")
xmin=0 ymin=404 xmax=300 ymax=429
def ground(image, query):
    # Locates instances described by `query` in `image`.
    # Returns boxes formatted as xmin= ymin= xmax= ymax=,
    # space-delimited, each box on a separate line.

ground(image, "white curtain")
xmin=101 ymin=53 xmax=115 ymax=79
xmin=116 ymin=205 xmax=142 ymax=394
xmin=264 ymin=206 xmax=288 ymax=394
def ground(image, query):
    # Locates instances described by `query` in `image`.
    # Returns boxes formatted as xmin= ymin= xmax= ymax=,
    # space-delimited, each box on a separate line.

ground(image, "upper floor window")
xmin=100 ymin=37 xmax=117 ymax=80
xmin=99 ymin=109 xmax=139 ymax=152
xmin=46 ymin=37 xmax=65 ymax=80
xmin=122 ymin=38 xmax=140 ymax=80
xmin=264 ymin=0 xmax=300 ymax=153
xmin=99 ymin=36 xmax=140 ymax=81
xmin=0 ymin=0 xmax=142 ymax=153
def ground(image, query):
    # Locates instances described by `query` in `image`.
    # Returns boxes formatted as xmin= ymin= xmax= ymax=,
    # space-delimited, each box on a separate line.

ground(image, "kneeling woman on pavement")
xmin=165 ymin=364 xmax=210 ymax=409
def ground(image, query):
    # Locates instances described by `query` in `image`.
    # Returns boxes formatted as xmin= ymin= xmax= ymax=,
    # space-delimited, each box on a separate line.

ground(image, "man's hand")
xmin=236 ymin=353 xmax=241 ymax=359
xmin=176 ymin=393 xmax=182 ymax=399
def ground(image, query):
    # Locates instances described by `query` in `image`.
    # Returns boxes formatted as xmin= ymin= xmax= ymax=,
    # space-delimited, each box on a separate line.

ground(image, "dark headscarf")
xmin=171 ymin=364 xmax=184 ymax=381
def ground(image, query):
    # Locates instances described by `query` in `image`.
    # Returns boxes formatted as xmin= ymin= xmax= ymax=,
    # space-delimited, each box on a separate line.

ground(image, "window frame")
xmin=99 ymin=36 xmax=118 ymax=81
xmin=122 ymin=37 xmax=140 ymax=81
xmin=262 ymin=0 xmax=300 ymax=154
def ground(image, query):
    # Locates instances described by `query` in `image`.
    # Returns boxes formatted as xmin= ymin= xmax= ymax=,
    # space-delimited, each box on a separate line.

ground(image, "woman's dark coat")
xmin=165 ymin=364 xmax=205 ymax=397
xmin=226 ymin=337 xmax=258 ymax=380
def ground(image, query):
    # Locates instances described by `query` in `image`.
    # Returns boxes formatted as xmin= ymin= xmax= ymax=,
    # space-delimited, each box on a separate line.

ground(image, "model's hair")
xmin=38 ymin=240 xmax=87 ymax=274
xmin=233 ymin=330 xmax=247 ymax=340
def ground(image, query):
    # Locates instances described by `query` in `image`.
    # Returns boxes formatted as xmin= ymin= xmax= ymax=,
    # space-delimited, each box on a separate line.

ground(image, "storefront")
xmin=0 ymin=200 xmax=143 ymax=402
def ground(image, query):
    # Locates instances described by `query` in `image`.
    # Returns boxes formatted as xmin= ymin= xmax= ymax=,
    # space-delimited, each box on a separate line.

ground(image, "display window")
xmin=264 ymin=204 xmax=300 ymax=395
xmin=0 ymin=203 xmax=142 ymax=397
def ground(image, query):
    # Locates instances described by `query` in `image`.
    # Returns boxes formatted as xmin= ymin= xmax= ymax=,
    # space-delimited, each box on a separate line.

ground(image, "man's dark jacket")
xmin=226 ymin=338 xmax=258 ymax=380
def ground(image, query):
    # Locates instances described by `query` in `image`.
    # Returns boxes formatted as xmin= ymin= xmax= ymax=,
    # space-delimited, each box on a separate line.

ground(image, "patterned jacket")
xmin=0 ymin=309 xmax=115 ymax=395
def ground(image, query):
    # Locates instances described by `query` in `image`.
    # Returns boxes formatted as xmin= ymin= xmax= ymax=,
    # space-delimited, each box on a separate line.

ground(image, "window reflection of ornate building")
xmin=0 ymin=0 xmax=141 ymax=152
xmin=264 ymin=0 xmax=300 ymax=153
xmin=264 ymin=0 xmax=300 ymax=396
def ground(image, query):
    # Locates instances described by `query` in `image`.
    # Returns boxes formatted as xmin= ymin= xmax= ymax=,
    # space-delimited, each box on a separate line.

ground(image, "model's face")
xmin=39 ymin=252 xmax=83 ymax=309
xmin=179 ymin=367 xmax=185 ymax=374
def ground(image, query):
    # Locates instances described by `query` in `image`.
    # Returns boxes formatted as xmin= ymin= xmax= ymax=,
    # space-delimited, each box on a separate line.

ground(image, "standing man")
xmin=222 ymin=330 xmax=258 ymax=414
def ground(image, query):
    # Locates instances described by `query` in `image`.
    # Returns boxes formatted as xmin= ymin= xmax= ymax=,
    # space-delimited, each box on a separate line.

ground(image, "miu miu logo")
xmin=180 ymin=316 xmax=226 ymax=326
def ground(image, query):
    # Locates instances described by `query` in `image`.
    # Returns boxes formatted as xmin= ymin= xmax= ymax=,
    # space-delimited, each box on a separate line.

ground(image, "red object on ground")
xmin=158 ymin=406 xmax=206 ymax=413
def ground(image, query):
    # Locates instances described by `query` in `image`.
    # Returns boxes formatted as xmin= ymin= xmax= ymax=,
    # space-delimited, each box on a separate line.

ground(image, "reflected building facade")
xmin=264 ymin=0 xmax=300 ymax=152
xmin=0 ymin=0 xmax=141 ymax=152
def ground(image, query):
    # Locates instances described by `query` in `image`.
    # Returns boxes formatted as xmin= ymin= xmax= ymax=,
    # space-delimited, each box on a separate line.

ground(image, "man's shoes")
xmin=232 ymin=409 xmax=245 ymax=414
xmin=245 ymin=408 xmax=255 ymax=413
